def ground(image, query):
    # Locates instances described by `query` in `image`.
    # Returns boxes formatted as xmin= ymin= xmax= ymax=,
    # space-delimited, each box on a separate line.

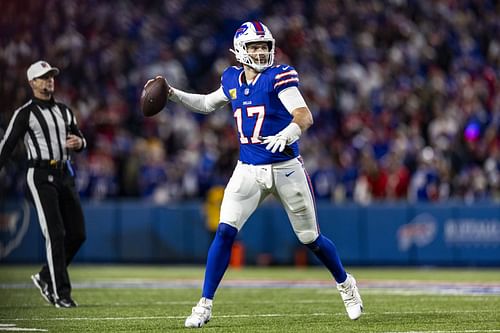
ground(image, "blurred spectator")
xmin=1 ymin=0 xmax=499 ymax=203
xmin=408 ymin=147 xmax=442 ymax=202
xmin=384 ymin=150 xmax=410 ymax=200
xmin=354 ymin=148 xmax=388 ymax=204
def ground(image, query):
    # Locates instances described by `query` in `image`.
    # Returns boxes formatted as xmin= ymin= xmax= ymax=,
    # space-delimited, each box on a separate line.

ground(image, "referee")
xmin=0 ymin=60 xmax=86 ymax=308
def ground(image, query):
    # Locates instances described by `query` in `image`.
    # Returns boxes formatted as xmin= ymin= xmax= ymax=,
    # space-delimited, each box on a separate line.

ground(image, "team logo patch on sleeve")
xmin=229 ymin=88 xmax=237 ymax=100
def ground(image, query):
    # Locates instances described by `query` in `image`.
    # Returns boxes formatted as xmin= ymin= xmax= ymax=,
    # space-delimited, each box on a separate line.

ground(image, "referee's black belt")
xmin=28 ymin=160 xmax=68 ymax=170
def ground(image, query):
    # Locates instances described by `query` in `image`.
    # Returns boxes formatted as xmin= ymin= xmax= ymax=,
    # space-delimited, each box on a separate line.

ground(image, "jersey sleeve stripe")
xmin=274 ymin=70 xmax=298 ymax=80
xmin=274 ymin=77 xmax=299 ymax=89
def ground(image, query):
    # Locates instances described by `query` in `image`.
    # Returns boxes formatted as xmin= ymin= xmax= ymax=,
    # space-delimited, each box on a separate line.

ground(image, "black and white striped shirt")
xmin=0 ymin=97 xmax=86 ymax=169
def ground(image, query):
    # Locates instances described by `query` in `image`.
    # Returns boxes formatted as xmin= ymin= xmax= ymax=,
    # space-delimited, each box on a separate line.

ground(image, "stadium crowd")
xmin=1 ymin=0 xmax=499 ymax=204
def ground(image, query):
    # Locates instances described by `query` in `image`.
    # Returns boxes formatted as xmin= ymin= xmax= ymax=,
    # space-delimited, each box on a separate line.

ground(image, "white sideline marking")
xmin=385 ymin=331 xmax=500 ymax=333
xmin=2 ymin=313 xmax=332 ymax=322
xmin=3 ymin=280 xmax=500 ymax=296
xmin=0 ymin=329 xmax=47 ymax=332
xmin=4 ymin=295 xmax=496 ymax=309
xmin=1 ymin=309 xmax=498 ymax=322
xmin=0 ymin=327 xmax=48 ymax=332
xmin=0 ymin=323 xmax=47 ymax=332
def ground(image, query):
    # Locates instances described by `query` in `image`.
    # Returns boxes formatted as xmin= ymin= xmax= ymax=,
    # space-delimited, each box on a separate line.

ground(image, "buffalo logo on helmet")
xmin=230 ymin=21 xmax=275 ymax=72
xmin=235 ymin=25 xmax=248 ymax=38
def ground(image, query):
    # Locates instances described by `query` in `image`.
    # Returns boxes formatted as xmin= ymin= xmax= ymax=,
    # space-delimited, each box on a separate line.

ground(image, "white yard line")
xmin=1 ymin=309 xmax=498 ymax=322
xmin=0 ymin=324 xmax=47 ymax=332
xmin=0 ymin=329 xmax=47 ymax=332
xmin=384 ymin=331 xmax=500 ymax=333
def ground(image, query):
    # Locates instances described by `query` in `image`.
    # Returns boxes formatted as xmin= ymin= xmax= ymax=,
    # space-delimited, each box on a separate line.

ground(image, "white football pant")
xmin=219 ymin=157 xmax=319 ymax=244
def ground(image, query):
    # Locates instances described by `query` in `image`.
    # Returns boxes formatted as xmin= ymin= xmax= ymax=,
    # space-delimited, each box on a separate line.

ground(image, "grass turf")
xmin=0 ymin=265 xmax=499 ymax=332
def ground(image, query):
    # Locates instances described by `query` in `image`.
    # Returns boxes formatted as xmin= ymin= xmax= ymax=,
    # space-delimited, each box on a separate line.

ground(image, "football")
xmin=140 ymin=77 xmax=168 ymax=117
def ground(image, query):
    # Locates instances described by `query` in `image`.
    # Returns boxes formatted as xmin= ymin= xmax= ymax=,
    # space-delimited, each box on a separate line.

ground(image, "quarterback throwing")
xmin=145 ymin=20 xmax=363 ymax=328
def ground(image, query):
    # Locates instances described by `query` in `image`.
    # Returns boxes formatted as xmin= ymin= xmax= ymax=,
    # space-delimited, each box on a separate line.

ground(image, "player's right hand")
xmin=144 ymin=75 xmax=172 ymax=97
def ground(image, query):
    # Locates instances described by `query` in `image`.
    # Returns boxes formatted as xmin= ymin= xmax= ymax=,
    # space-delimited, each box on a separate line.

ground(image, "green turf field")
xmin=0 ymin=265 xmax=499 ymax=332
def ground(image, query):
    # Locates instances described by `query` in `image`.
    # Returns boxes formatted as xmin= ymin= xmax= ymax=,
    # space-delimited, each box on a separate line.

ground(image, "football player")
xmin=146 ymin=20 xmax=363 ymax=327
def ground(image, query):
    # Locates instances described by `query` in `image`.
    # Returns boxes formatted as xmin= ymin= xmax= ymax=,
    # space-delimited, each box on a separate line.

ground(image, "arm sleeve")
xmin=169 ymin=86 xmax=230 ymax=114
xmin=278 ymin=86 xmax=308 ymax=114
xmin=68 ymin=107 xmax=86 ymax=152
xmin=0 ymin=108 xmax=29 ymax=169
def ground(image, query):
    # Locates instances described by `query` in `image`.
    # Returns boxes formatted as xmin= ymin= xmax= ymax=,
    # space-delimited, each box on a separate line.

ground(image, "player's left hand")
xmin=261 ymin=134 xmax=288 ymax=153
xmin=261 ymin=122 xmax=302 ymax=153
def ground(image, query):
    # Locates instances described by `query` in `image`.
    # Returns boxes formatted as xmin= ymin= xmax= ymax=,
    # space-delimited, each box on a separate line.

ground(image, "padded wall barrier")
xmin=1 ymin=200 xmax=499 ymax=266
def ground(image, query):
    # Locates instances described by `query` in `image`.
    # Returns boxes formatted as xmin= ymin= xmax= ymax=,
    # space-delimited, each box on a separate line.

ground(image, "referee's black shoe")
xmin=55 ymin=297 xmax=78 ymax=308
xmin=31 ymin=274 xmax=55 ymax=305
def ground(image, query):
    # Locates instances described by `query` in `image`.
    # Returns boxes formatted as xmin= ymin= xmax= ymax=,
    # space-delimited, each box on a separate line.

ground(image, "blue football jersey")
xmin=221 ymin=64 xmax=301 ymax=165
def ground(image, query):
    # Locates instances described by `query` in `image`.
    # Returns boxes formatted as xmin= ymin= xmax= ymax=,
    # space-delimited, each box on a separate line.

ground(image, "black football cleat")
xmin=31 ymin=274 xmax=55 ymax=305
xmin=55 ymin=297 xmax=78 ymax=308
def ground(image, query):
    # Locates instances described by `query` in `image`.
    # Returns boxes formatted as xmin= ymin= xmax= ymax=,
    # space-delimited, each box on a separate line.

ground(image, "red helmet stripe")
xmin=252 ymin=21 xmax=265 ymax=36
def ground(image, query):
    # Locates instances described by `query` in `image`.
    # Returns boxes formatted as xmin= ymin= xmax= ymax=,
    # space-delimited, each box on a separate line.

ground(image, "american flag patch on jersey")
xmin=274 ymin=69 xmax=299 ymax=89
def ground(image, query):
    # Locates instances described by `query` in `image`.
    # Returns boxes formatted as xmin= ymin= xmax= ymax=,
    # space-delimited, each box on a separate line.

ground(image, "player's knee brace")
xmin=216 ymin=222 xmax=238 ymax=241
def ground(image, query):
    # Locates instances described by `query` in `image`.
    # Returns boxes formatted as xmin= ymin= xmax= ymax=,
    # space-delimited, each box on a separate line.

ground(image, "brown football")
xmin=140 ymin=77 xmax=168 ymax=117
